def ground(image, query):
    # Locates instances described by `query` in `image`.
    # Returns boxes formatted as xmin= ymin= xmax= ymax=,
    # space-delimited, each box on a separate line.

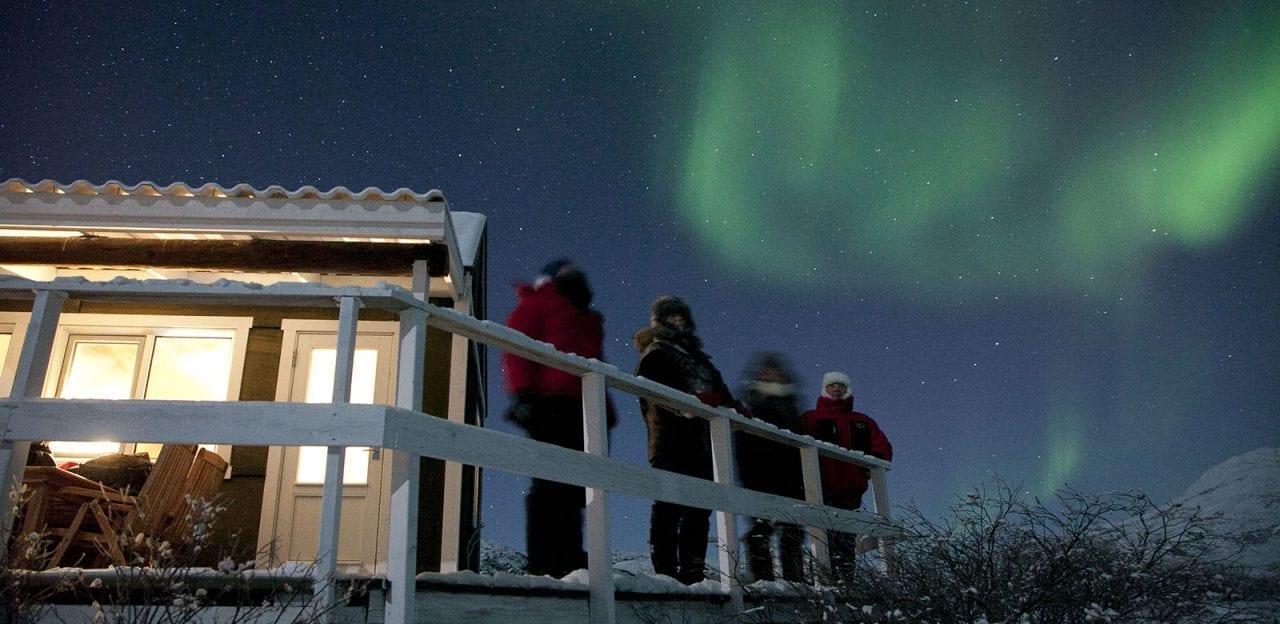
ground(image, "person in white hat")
xmin=800 ymin=370 xmax=893 ymax=581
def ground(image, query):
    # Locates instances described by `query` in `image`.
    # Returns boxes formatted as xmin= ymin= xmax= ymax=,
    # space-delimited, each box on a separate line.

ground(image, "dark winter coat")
xmin=736 ymin=386 xmax=804 ymax=500
xmin=800 ymin=395 xmax=893 ymax=508
xmin=634 ymin=326 xmax=735 ymax=475
xmin=503 ymin=280 xmax=606 ymax=399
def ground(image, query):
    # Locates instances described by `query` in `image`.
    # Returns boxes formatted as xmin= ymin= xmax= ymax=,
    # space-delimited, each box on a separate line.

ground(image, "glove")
xmin=503 ymin=394 xmax=537 ymax=428
xmin=695 ymin=391 xmax=723 ymax=407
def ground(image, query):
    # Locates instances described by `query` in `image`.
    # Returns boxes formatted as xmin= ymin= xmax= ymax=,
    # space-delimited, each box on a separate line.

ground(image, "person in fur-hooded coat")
xmin=634 ymin=295 xmax=741 ymax=584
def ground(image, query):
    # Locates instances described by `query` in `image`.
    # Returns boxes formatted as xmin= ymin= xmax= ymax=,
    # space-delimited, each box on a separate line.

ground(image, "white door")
xmin=260 ymin=321 xmax=398 ymax=573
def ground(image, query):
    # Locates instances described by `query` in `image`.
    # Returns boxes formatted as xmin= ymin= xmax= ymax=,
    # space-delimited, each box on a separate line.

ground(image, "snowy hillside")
xmin=1168 ymin=447 xmax=1280 ymax=576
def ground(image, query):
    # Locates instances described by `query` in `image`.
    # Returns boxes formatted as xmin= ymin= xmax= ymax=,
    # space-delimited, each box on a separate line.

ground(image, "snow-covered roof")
xmin=0 ymin=178 xmax=487 ymax=274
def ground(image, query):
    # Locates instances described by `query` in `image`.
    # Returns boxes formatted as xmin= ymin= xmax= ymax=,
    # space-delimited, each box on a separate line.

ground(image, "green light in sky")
xmin=675 ymin=4 xmax=1280 ymax=303
xmin=1040 ymin=407 xmax=1084 ymax=494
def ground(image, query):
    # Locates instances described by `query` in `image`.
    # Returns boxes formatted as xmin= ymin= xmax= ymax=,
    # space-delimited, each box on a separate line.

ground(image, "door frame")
xmin=257 ymin=319 xmax=400 ymax=573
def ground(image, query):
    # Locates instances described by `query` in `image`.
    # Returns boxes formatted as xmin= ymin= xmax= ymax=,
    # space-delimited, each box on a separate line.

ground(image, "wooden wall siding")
xmin=0 ymin=238 xmax=452 ymax=277
xmin=414 ymin=323 xmax=457 ymax=572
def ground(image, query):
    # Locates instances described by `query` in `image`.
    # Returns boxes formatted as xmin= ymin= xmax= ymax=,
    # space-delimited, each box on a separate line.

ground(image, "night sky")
xmin=2 ymin=2 xmax=1277 ymax=557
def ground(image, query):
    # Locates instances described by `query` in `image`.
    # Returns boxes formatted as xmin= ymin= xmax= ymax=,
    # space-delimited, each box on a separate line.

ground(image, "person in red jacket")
xmin=800 ymin=371 xmax=892 ymax=580
xmin=502 ymin=258 xmax=615 ymax=578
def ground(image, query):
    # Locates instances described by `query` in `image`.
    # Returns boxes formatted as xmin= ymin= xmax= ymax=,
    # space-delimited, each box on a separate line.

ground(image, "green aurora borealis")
xmin=672 ymin=3 xmax=1279 ymax=494
xmin=677 ymin=3 xmax=1279 ymax=302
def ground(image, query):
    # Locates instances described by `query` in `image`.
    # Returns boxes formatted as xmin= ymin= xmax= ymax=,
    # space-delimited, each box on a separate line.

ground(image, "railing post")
xmin=439 ymin=286 xmax=471 ymax=573
xmin=708 ymin=413 xmax=742 ymax=611
xmin=868 ymin=466 xmax=893 ymax=571
xmin=581 ymin=371 xmax=615 ymax=624
xmin=0 ymin=288 xmax=66 ymax=548
xmin=384 ymin=301 xmax=427 ymax=624
xmin=317 ymin=295 xmax=360 ymax=621
xmin=799 ymin=445 xmax=830 ymax=575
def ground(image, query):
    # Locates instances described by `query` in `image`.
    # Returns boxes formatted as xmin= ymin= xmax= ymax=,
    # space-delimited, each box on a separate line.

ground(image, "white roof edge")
xmin=0 ymin=274 xmax=424 ymax=309
xmin=0 ymin=177 xmax=483 ymax=246
xmin=450 ymin=212 xmax=487 ymax=269
xmin=0 ymin=178 xmax=446 ymax=203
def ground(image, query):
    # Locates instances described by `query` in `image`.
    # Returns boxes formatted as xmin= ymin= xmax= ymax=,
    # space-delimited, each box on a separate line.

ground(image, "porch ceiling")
xmin=0 ymin=179 xmax=487 ymax=294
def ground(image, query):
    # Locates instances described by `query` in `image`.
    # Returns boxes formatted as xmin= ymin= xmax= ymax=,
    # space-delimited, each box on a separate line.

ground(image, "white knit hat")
xmin=821 ymin=371 xmax=851 ymax=398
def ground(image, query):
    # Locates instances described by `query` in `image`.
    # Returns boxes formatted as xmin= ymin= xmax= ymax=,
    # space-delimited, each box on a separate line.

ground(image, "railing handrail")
xmin=0 ymin=276 xmax=891 ymax=472
xmin=0 ymin=398 xmax=895 ymax=538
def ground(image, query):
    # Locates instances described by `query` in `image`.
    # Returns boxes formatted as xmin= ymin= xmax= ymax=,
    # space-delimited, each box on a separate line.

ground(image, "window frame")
xmin=0 ymin=312 xmax=30 ymax=397
xmin=1 ymin=312 xmax=253 ymax=467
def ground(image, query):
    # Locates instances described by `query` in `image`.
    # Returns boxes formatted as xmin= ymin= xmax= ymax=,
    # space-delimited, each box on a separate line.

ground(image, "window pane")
xmin=0 ymin=333 xmax=10 ymax=394
xmin=295 ymin=446 xmax=372 ymax=486
xmin=295 ymin=348 xmax=379 ymax=485
xmin=59 ymin=340 xmax=139 ymax=399
xmin=302 ymin=349 xmax=379 ymax=404
xmin=145 ymin=336 xmax=233 ymax=400
xmin=48 ymin=441 xmax=122 ymax=459
xmin=53 ymin=338 xmax=142 ymax=461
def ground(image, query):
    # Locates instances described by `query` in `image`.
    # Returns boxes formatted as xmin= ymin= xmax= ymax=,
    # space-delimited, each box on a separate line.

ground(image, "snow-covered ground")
xmin=469 ymin=541 xmax=723 ymax=594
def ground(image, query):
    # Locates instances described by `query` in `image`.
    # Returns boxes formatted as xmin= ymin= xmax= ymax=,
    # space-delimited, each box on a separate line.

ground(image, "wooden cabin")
xmin=0 ymin=178 xmax=488 ymax=575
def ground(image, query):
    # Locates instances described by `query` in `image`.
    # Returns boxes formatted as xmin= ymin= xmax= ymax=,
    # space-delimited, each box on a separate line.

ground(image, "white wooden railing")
xmin=0 ymin=277 xmax=897 ymax=624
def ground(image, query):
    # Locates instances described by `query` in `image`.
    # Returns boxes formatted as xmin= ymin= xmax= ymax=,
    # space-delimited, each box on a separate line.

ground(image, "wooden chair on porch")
xmin=160 ymin=447 xmax=230 ymax=545
xmin=40 ymin=444 xmax=228 ymax=569
xmin=11 ymin=466 xmax=132 ymax=568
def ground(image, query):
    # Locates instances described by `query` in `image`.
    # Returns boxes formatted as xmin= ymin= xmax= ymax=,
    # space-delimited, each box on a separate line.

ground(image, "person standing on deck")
xmin=502 ymin=259 xmax=616 ymax=578
xmin=634 ymin=296 xmax=746 ymax=585
xmin=800 ymin=371 xmax=892 ymax=582
xmin=736 ymin=353 xmax=807 ymax=583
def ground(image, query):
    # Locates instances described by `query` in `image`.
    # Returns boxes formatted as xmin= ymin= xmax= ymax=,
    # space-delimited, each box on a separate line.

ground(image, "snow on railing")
xmin=0 ymin=277 xmax=897 ymax=624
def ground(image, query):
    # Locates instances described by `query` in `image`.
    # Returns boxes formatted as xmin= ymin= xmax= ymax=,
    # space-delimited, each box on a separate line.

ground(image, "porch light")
xmin=0 ymin=229 xmax=83 ymax=238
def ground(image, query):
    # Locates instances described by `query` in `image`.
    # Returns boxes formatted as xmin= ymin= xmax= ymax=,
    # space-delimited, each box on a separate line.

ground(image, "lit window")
xmin=36 ymin=316 xmax=250 ymax=465
xmin=295 ymin=348 xmax=379 ymax=485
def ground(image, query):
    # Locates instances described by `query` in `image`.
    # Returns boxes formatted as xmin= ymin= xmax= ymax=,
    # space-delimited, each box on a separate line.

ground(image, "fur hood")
xmin=633 ymin=324 xmax=702 ymax=354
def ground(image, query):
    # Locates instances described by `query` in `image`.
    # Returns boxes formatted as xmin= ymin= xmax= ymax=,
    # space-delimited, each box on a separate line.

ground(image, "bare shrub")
xmin=2 ymin=530 xmax=76 ymax=624
xmin=5 ymin=493 xmax=363 ymax=624
xmin=741 ymin=479 xmax=1266 ymax=623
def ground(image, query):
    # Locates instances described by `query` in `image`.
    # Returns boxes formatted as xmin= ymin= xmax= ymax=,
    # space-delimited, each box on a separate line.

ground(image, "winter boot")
xmin=677 ymin=509 xmax=711 ymax=585
xmin=677 ymin=557 xmax=706 ymax=585
xmin=745 ymin=521 xmax=775 ymax=581
xmin=650 ymin=543 xmax=678 ymax=579
xmin=778 ymin=523 xmax=807 ymax=583
xmin=650 ymin=502 xmax=681 ymax=578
